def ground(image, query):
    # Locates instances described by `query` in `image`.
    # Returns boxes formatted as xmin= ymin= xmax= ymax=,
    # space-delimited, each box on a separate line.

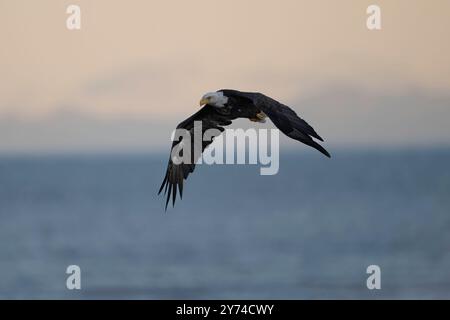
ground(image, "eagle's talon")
xmin=250 ymin=111 xmax=267 ymax=123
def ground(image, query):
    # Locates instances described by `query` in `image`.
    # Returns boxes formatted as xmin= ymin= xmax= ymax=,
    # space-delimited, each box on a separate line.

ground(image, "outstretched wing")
xmin=158 ymin=105 xmax=232 ymax=210
xmin=223 ymin=90 xmax=330 ymax=158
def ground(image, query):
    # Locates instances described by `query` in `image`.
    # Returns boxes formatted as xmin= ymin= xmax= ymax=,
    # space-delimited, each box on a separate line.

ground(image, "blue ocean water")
xmin=0 ymin=149 xmax=449 ymax=299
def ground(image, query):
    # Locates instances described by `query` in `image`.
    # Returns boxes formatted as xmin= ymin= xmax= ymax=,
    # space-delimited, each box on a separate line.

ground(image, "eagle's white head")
xmin=199 ymin=91 xmax=228 ymax=108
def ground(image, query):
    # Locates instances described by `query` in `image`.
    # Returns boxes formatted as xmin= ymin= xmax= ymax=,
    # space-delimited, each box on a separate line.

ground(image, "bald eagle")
xmin=159 ymin=89 xmax=330 ymax=209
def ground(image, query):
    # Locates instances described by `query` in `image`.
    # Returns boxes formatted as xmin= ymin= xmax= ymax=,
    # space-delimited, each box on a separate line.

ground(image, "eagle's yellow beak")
xmin=199 ymin=97 xmax=209 ymax=106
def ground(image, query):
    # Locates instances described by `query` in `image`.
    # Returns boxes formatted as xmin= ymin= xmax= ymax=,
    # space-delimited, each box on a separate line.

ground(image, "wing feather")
xmin=228 ymin=91 xmax=330 ymax=158
xmin=158 ymin=105 xmax=233 ymax=210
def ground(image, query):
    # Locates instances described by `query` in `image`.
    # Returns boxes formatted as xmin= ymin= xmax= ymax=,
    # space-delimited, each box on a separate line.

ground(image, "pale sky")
xmin=1 ymin=0 xmax=450 ymax=152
